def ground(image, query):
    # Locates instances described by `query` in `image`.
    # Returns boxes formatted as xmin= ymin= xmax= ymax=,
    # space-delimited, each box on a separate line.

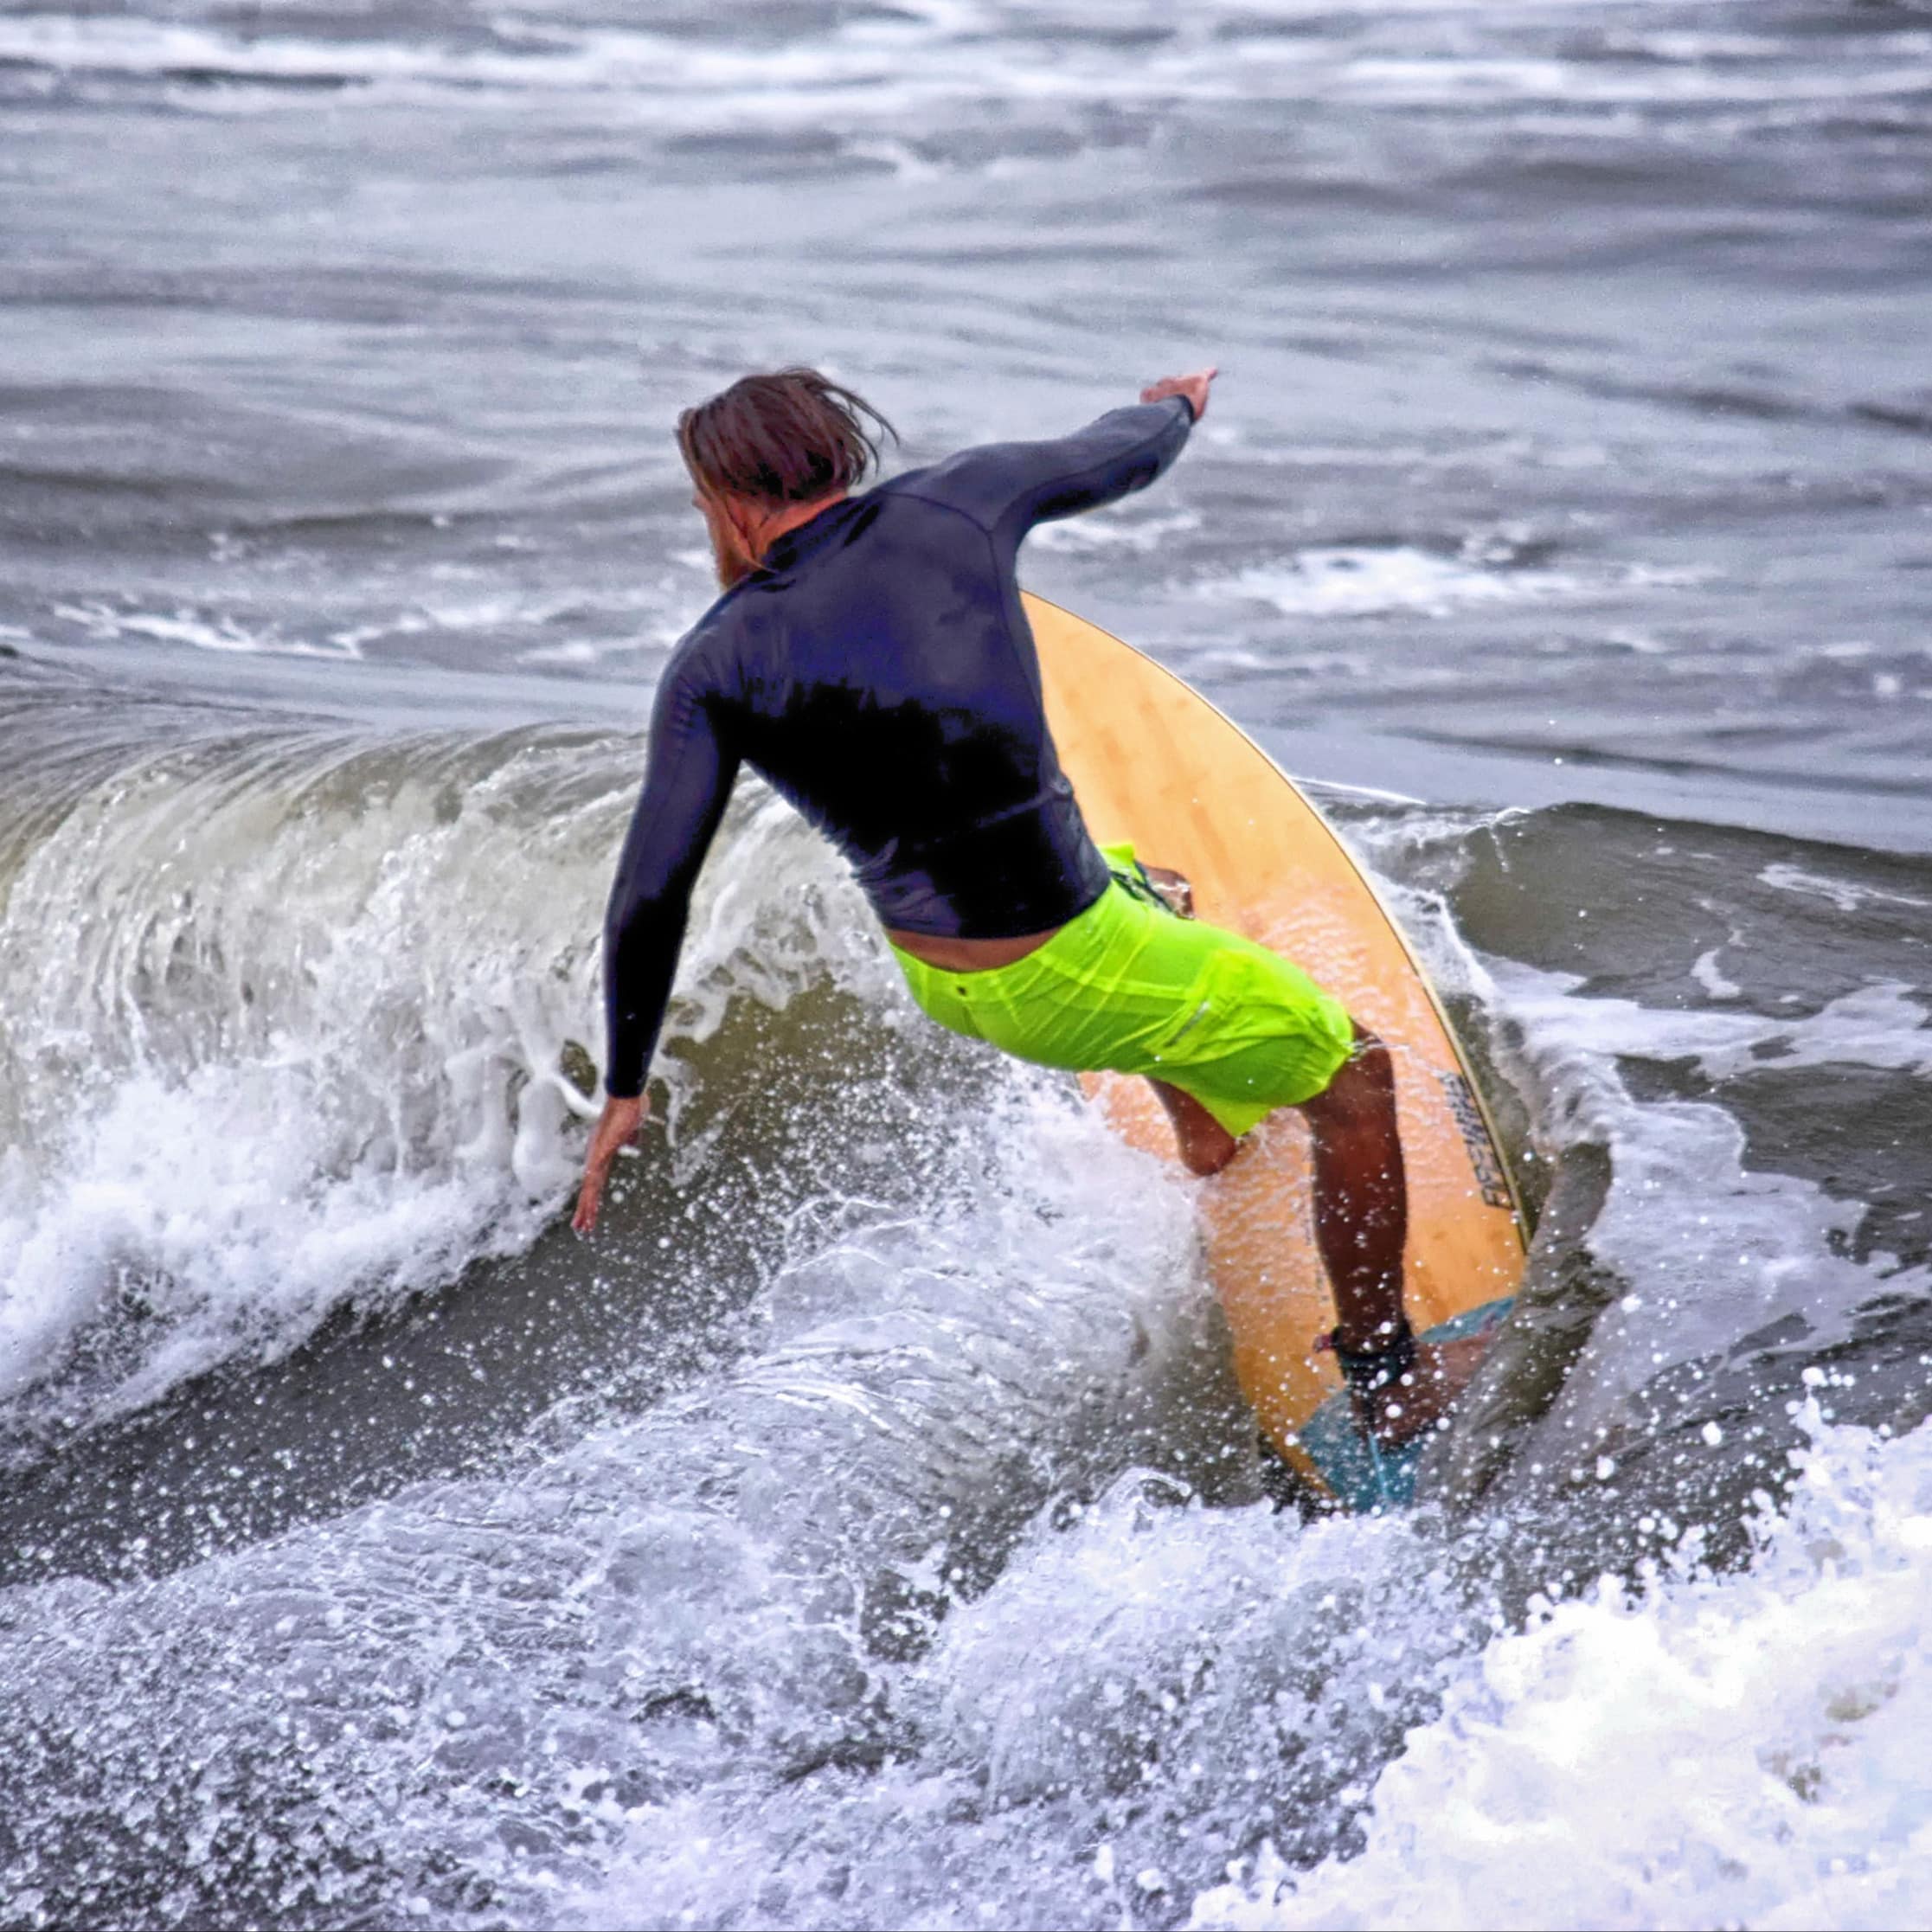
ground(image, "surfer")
xmin=574 ymin=366 xmax=1486 ymax=1447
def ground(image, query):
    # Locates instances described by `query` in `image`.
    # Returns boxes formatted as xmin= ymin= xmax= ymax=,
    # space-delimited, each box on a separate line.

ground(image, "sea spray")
xmin=1191 ymin=1406 xmax=1932 ymax=1932
xmin=0 ymin=718 xmax=902 ymax=1460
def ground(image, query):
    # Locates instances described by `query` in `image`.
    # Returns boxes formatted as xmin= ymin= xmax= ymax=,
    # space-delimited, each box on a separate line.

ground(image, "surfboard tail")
xmin=1293 ymin=1296 xmax=1516 ymax=1511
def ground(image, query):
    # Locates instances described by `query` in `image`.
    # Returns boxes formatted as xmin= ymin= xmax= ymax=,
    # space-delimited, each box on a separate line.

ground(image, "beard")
xmin=701 ymin=500 xmax=757 ymax=589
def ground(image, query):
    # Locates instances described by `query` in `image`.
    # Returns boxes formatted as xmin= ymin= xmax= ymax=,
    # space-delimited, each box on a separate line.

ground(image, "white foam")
xmin=1030 ymin=507 xmax=1202 ymax=555
xmin=0 ymin=739 xmax=570 ymax=1428
xmin=0 ymin=1038 xmax=1240 ymax=1925
xmin=0 ymin=731 xmax=882 ymax=1442
xmin=1308 ymin=845 xmax=1929 ymax=1465
xmin=1760 ymin=862 xmax=1932 ymax=916
xmin=1692 ymin=981 xmax=1932 ymax=1082
xmin=51 ymin=600 xmax=363 ymax=660
xmin=3 ymin=2 xmax=1912 ymax=132
xmin=1507 ymin=970 xmax=1932 ymax=1090
xmin=1201 ymin=547 xmax=1584 ymax=620
xmin=1191 ymin=1411 xmax=1932 ymax=1932
xmin=1690 ymin=946 xmax=1743 ymax=999
xmin=1469 ymin=960 xmax=1929 ymax=1458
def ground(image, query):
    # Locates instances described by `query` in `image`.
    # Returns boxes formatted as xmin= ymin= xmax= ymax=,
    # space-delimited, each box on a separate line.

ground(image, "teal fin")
xmin=1295 ymin=1296 xmax=1516 ymax=1512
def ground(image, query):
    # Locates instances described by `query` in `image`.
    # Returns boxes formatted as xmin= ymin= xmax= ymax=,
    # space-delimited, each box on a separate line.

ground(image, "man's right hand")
xmin=1140 ymin=863 xmax=1195 ymax=919
xmin=573 ymin=1094 xmax=646 ymax=1235
xmin=1141 ymin=366 xmax=1218 ymax=421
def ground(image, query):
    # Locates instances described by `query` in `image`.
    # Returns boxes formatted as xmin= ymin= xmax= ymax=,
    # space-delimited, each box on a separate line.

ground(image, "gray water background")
xmin=2 ymin=3 xmax=1930 ymax=1926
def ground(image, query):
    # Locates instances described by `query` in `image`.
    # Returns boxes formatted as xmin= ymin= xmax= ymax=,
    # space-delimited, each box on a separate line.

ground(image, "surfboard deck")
xmin=1027 ymin=592 xmax=1528 ymax=1503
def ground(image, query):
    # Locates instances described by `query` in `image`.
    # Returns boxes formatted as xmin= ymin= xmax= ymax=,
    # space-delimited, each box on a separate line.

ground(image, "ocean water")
xmin=1 ymin=1 xmax=1929 ymax=1925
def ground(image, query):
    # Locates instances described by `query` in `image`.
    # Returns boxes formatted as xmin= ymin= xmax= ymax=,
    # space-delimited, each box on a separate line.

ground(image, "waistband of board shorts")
xmin=886 ymin=842 xmax=1152 ymax=1008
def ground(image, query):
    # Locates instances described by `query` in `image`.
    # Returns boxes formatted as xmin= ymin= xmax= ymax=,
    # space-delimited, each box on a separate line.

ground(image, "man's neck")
xmin=749 ymin=491 xmax=845 ymax=562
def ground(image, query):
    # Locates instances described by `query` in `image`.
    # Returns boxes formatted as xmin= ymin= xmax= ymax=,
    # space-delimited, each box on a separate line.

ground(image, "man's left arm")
xmin=1004 ymin=393 xmax=1197 ymax=531
xmin=907 ymin=367 xmax=1216 ymax=542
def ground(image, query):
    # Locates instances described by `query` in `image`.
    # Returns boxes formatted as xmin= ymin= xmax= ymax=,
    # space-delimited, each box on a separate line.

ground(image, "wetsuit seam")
xmin=981 ymin=521 xmax=1055 ymax=793
xmin=861 ymin=485 xmax=1071 ymax=803
xmin=882 ymin=484 xmax=1000 ymax=537
xmin=886 ymin=400 xmax=1184 ymax=535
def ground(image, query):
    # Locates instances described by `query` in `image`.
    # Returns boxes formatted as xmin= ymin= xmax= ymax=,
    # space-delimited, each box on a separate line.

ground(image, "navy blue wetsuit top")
xmin=602 ymin=395 xmax=1195 ymax=1098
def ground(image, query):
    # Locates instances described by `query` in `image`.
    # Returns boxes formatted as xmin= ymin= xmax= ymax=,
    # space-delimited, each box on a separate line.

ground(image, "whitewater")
xmin=3 ymin=0 xmax=1929 ymax=1925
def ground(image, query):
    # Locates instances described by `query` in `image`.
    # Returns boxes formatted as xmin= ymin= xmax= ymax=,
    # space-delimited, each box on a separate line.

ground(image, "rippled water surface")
xmin=2 ymin=2 xmax=1929 ymax=1926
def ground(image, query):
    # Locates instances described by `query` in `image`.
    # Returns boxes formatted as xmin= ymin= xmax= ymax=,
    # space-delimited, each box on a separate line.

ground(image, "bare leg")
xmin=1148 ymin=1078 xmax=1238 ymax=1178
xmin=1296 ymin=1026 xmax=1407 ymax=1357
xmin=1152 ymin=1030 xmax=1409 ymax=1315
xmin=1134 ymin=870 xmax=1477 ymax=1440
xmin=1300 ymin=1027 xmax=1489 ymax=1442
xmin=1135 ymin=867 xmax=1238 ymax=1178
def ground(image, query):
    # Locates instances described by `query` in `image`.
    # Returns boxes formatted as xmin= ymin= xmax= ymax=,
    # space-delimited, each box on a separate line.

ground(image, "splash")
xmin=1192 ymin=1409 xmax=1932 ymax=1931
xmin=0 ymin=718 xmax=895 ymax=1456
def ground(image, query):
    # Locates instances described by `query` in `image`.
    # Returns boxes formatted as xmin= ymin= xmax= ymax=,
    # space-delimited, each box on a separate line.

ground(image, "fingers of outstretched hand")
xmin=572 ymin=1139 xmax=619 ymax=1233
xmin=571 ymin=1173 xmax=603 ymax=1236
xmin=1139 ymin=366 xmax=1218 ymax=419
xmin=572 ymin=1095 xmax=646 ymax=1236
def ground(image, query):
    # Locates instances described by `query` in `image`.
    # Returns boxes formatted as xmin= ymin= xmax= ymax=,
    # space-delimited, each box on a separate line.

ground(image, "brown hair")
xmin=677 ymin=367 xmax=896 ymax=506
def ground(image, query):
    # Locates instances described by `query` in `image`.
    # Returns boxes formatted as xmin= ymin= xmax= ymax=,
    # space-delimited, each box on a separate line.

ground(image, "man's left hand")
xmin=1141 ymin=367 xmax=1218 ymax=421
xmin=573 ymin=1094 xmax=646 ymax=1235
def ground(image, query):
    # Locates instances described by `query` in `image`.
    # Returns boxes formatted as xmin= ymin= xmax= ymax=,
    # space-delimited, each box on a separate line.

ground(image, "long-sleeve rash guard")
xmin=601 ymin=394 xmax=1195 ymax=1098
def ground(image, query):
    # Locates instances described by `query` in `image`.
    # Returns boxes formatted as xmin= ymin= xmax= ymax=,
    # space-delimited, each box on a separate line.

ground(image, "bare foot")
xmin=1355 ymin=1332 xmax=1492 ymax=1447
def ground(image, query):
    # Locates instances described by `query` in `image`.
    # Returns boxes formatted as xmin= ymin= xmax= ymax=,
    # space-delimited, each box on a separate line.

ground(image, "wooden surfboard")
xmin=1028 ymin=593 xmax=1528 ymax=1498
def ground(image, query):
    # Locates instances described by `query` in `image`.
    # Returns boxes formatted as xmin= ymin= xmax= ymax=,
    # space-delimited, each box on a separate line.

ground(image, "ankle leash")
xmin=1316 ymin=1316 xmax=1417 ymax=1396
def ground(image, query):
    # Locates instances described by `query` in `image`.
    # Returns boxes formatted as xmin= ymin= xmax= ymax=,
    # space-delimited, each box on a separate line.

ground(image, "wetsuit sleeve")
xmin=911 ymin=395 xmax=1195 ymax=541
xmin=601 ymin=649 xmax=741 ymax=1099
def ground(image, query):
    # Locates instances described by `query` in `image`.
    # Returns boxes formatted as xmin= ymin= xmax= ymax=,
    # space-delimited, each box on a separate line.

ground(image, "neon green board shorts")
xmin=889 ymin=845 xmax=1355 ymax=1138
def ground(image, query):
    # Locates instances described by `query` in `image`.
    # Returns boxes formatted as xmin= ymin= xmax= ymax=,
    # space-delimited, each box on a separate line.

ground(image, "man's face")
xmin=691 ymin=478 xmax=756 ymax=590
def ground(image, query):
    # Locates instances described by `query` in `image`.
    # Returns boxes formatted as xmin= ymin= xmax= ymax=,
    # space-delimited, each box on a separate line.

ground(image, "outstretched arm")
xmin=575 ymin=652 xmax=739 ymax=1234
xmin=908 ymin=366 xmax=1217 ymax=540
